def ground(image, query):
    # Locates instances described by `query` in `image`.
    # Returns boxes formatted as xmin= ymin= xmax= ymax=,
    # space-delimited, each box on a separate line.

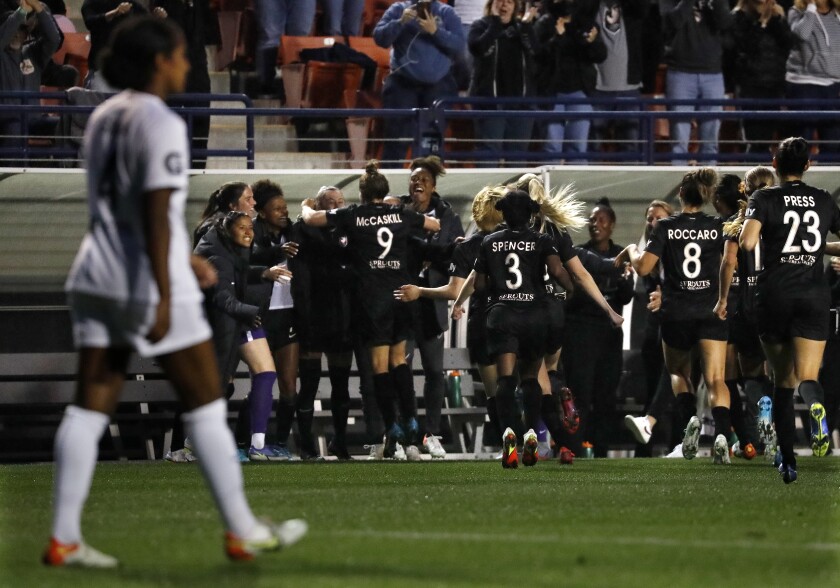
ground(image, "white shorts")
xmin=69 ymin=293 xmax=212 ymax=358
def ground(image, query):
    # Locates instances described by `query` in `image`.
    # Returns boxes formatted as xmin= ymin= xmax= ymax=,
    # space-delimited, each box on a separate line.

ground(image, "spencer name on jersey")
xmin=746 ymin=181 xmax=840 ymax=296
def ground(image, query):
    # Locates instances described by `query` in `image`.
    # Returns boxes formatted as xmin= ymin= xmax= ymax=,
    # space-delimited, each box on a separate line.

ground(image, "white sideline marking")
xmin=332 ymin=530 xmax=840 ymax=552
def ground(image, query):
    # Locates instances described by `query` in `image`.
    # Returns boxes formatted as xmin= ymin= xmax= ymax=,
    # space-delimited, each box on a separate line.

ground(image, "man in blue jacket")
xmin=374 ymin=0 xmax=465 ymax=166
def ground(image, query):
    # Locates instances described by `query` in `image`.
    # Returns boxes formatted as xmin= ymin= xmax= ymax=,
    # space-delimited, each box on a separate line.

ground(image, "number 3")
xmin=505 ymin=253 xmax=522 ymax=290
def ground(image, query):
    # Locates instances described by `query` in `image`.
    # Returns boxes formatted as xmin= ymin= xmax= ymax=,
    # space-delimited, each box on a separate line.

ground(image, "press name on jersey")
xmin=784 ymin=195 xmax=816 ymax=208
xmin=357 ymin=214 xmax=402 ymax=227
xmin=492 ymin=241 xmax=536 ymax=252
xmin=499 ymin=293 xmax=535 ymax=302
xmin=781 ymin=254 xmax=816 ymax=266
xmin=369 ymin=259 xmax=401 ymax=270
xmin=679 ymin=280 xmax=711 ymax=291
xmin=667 ymin=229 xmax=718 ymax=240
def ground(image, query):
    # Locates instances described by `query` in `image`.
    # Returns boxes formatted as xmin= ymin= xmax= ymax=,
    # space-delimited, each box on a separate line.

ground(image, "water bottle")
xmin=447 ymin=370 xmax=462 ymax=407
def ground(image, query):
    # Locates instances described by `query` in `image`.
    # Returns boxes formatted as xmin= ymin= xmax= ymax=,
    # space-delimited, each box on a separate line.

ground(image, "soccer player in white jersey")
xmin=43 ymin=16 xmax=306 ymax=568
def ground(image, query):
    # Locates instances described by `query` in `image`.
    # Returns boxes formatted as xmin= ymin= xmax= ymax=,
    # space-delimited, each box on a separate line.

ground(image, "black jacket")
xmin=567 ymin=240 xmax=634 ymax=323
xmin=468 ymin=16 xmax=537 ymax=100
xmin=659 ymin=0 xmax=733 ymax=73
xmin=729 ymin=9 xmax=792 ymax=92
xmin=194 ymin=227 xmax=260 ymax=383
xmin=534 ymin=10 xmax=607 ymax=96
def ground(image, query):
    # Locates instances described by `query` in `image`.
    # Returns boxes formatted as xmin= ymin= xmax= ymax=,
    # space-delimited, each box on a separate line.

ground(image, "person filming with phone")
xmin=374 ymin=0 xmax=466 ymax=166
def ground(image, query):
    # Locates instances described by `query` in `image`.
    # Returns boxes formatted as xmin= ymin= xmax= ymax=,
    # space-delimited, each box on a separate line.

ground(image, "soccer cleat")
xmin=502 ymin=427 xmax=518 ymax=469
xmin=248 ymin=445 xmax=288 ymax=462
xmin=405 ymin=445 xmax=422 ymax=461
xmin=393 ymin=442 xmax=407 ymax=461
xmin=405 ymin=417 xmax=420 ymax=446
xmin=327 ymin=439 xmax=352 ymax=461
xmin=778 ymin=462 xmax=798 ymax=485
xmin=225 ymin=519 xmax=308 ymax=562
xmin=681 ymin=416 xmax=702 ymax=460
xmin=713 ymin=434 xmax=731 ymax=465
xmin=164 ymin=447 xmax=197 ymax=463
xmin=773 ymin=449 xmax=783 ymax=469
xmin=732 ymin=441 xmax=756 ymax=460
xmin=522 ymin=429 xmax=539 ymax=466
xmin=764 ymin=429 xmax=778 ymax=463
xmin=560 ymin=387 xmax=581 ymax=434
xmin=422 ymin=434 xmax=447 ymax=459
xmin=757 ymin=396 xmax=774 ymax=447
xmin=665 ymin=443 xmax=684 ymax=459
xmin=558 ymin=446 xmax=574 ymax=465
xmin=43 ymin=538 xmax=118 ymax=568
xmin=382 ymin=423 xmax=404 ymax=459
xmin=624 ymin=415 xmax=652 ymax=444
xmin=365 ymin=443 xmax=384 ymax=460
xmin=809 ymin=402 xmax=830 ymax=457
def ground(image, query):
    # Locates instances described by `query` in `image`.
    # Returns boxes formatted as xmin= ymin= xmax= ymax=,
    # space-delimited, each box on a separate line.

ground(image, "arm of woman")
xmin=739 ymin=218 xmax=761 ymax=252
xmin=616 ymin=243 xmax=659 ymax=276
xmin=714 ymin=239 xmax=739 ymax=320
xmin=396 ymin=275 xmax=465 ymax=302
xmin=208 ymin=256 xmax=260 ymax=324
xmin=143 ymin=188 xmax=173 ymax=342
xmin=451 ymin=270 xmax=477 ymax=320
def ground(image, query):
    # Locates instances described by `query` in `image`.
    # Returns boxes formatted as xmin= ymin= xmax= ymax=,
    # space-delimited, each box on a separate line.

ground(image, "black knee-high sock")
xmin=296 ymin=359 xmax=322 ymax=453
xmin=798 ymin=379 xmax=824 ymax=407
xmin=495 ymin=376 xmax=520 ymax=436
xmin=547 ymin=369 xmax=566 ymax=398
xmin=675 ymin=393 xmax=696 ymax=433
xmin=520 ymin=378 xmax=543 ymax=433
xmin=712 ymin=406 xmax=732 ymax=442
xmin=486 ymin=396 xmax=501 ymax=440
xmin=726 ymin=380 xmax=750 ymax=444
xmin=329 ymin=364 xmax=351 ymax=445
xmin=391 ymin=363 xmax=416 ymax=421
xmin=275 ymin=394 xmax=296 ymax=445
xmin=774 ymin=387 xmax=796 ymax=466
xmin=541 ymin=393 xmax=564 ymax=442
xmin=373 ymin=372 xmax=396 ymax=430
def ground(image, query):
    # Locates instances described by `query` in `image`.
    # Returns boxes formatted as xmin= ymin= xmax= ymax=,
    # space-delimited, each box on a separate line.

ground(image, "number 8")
xmin=683 ymin=242 xmax=701 ymax=279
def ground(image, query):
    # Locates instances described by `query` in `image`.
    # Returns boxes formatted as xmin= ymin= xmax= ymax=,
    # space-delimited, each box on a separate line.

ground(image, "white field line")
xmin=330 ymin=529 xmax=840 ymax=552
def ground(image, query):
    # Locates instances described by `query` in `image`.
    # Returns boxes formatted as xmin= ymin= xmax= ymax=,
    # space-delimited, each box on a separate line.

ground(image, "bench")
xmin=0 ymin=348 xmax=485 ymax=461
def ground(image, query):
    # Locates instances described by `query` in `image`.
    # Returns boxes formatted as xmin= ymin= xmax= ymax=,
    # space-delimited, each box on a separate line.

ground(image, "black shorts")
xmin=756 ymin=293 xmax=829 ymax=342
xmin=466 ymin=311 xmax=490 ymax=366
xmin=357 ymin=295 xmax=413 ymax=347
xmin=263 ymin=308 xmax=298 ymax=351
xmin=729 ymin=312 xmax=764 ymax=359
xmin=486 ymin=304 xmax=547 ymax=362
xmin=661 ymin=317 xmax=728 ymax=351
xmin=544 ymin=296 xmax=565 ymax=355
xmin=301 ymin=292 xmax=353 ymax=354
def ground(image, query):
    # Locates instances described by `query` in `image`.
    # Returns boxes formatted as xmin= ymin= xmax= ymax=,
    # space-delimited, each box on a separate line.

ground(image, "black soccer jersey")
xmin=542 ymin=222 xmax=577 ymax=297
xmin=746 ymin=181 xmax=840 ymax=299
xmin=449 ymin=231 xmax=487 ymax=317
xmin=326 ymin=203 xmax=426 ymax=294
xmin=474 ymin=228 xmax=559 ymax=308
xmin=725 ymin=228 xmax=763 ymax=321
xmin=645 ymin=212 xmax=723 ymax=321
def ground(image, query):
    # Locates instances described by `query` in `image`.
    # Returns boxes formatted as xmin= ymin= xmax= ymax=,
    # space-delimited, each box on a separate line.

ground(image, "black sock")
xmin=520 ymin=378 xmax=543 ymax=433
xmin=495 ymin=376 xmax=520 ymax=435
xmin=486 ymin=396 xmax=501 ymax=440
xmin=329 ymin=364 xmax=351 ymax=445
xmin=391 ymin=363 xmax=416 ymax=421
xmin=798 ymin=379 xmax=824 ymax=407
xmin=541 ymin=393 xmax=564 ymax=442
xmin=726 ymin=380 xmax=750 ymax=445
xmin=547 ymin=369 xmax=566 ymax=397
xmin=773 ymin=387 xmax=797 ymax=466
xmin=675 ymin=393 xmax=696 ymax=432
xmin=275 ymin=394 xmax=296 ymax=445
xmin=296 ymin=359 xmax=321 ymax=453
xmin=373 ymin=372 xmax=396 ymax=430
xmin=711 ymin=406 xmax=732 ymax=442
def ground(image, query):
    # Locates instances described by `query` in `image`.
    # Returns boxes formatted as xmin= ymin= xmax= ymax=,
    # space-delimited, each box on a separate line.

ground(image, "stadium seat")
xmin=52 ymin=33 xmax=90 ymax=86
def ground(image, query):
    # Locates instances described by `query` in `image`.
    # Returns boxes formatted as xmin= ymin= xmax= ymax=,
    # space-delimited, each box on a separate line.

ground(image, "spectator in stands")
xmin=786 ymin=0 xmax=840 ymax=159
xmin=390 ymin=155 xmax=464 ymax=455
xmin=534 ymin=0 xmax=607 ymax=160
xmin=562 ymin=197 xmax=634 ymax=457
xmin=253 ymin=0 xmax=316 ymax=92
xmin=451 ymin=0 xmax=486 ymax=89
xmin=374 ymin=0 xmax=465 ymax=166
xmin=42 ymin=0 xmax=74 ymax=32
xmin=468 ymin=0 xmax=539 ymax=165
xmin=730 ymin=0 xmax=792 ymax=156
xmin=153 ymin=0 xmax=219 ymax=169
xmin=81 ymin=0 xmax=150 ymax=91
xmin=589 ymin=0 xmax=646 ymax=156
xmin=322 ymin=0 xmax=365 ymax=36
xmin=0 ymin=0 xmax=61 ymax=157
xmin=659 ymin=0 xmax=733 ymax=163
xmin=250 ymin=180 xmax=304 ymax=459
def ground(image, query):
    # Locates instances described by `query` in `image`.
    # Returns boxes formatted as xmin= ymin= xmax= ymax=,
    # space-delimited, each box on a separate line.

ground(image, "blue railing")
xmin=2 ymin=91 xmax=840 ymax=167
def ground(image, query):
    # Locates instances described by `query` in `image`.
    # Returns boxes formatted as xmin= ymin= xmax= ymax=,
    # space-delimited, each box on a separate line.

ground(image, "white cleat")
xmin=664 ymin=443 xmax=684 ymax=458
xmin=43 ymin=538 xmax=118 ymax=568
xmin=713 ymin=434 xmax=731 ymax=465
xmin=393 ymin=442 xmax=407 ymax=461
xmin=225 ymin=519 xmax=308 ymax=561
xmin=405 ymin=444 xmax=422 ymax=461
xmin=624 ymin=415 xmax=652 ymax=444
xmin=422 ymin=434 xmax=447 ymax=459
xmin=365 ymin=444 xmax=384 ymax=460
xmin=681 ymin=416 xmax=702 ymax=460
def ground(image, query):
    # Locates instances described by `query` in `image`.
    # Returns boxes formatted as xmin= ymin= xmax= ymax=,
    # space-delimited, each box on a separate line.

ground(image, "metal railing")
xmin=2 ymin=92 xmax=840 ymax=167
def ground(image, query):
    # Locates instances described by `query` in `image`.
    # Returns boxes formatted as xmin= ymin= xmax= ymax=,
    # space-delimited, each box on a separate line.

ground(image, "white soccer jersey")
xmin=65 ymin=90 xmax=201 ymax=305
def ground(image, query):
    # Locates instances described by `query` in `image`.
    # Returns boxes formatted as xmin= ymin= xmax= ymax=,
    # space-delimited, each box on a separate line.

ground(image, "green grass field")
xmin=1 ymin=458 xmax=838 ymax=588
